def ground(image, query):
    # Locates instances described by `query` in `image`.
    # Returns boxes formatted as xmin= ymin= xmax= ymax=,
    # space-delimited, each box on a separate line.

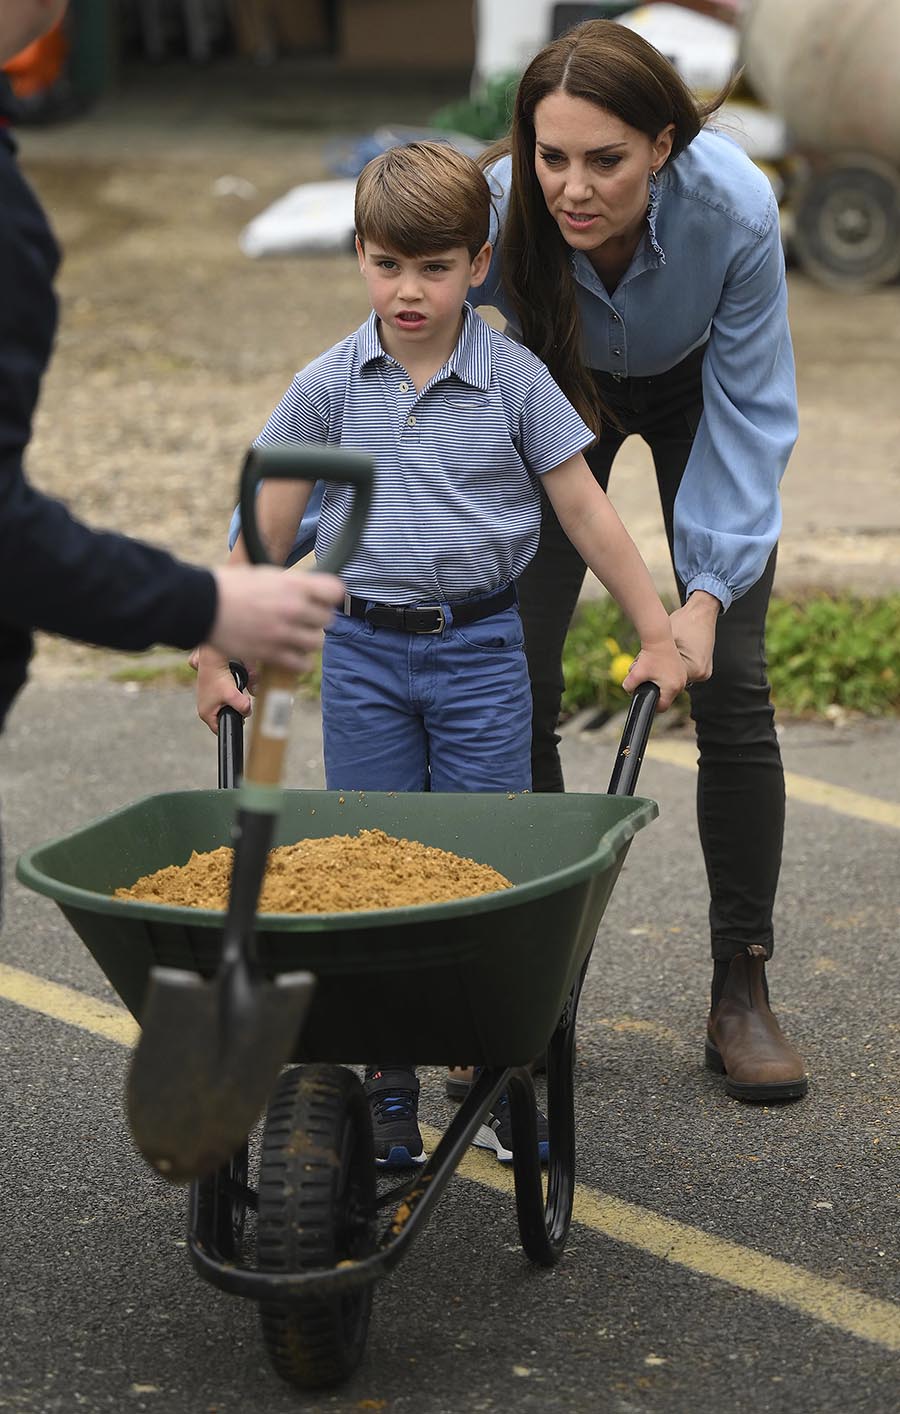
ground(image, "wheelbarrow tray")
xmin=17 ymin=788 xmax=656 ymax=1065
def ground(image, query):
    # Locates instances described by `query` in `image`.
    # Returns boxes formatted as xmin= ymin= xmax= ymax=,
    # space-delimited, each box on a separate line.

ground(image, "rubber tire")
xmin=194 ymin=1142 xmax=249 ymax=1261
xmin=257 ymin=1064 xmax=376 ymax=1389
xmin=792 ymin=154 xmax=900 ymax=291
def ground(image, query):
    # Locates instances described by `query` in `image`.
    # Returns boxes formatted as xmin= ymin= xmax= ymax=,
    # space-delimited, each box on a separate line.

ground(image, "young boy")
xmin=197 ymin=142 xmax=686 ymax=1166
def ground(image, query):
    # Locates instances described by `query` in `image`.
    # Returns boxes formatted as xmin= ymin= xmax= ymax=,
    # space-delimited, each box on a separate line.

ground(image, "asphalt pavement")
xmin=0 ymin=679 xmax=898 ymax=1414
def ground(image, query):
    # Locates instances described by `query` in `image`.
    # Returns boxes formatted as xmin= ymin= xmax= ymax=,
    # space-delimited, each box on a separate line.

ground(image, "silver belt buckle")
xmin=417 ymin=603 xmax=446 ymax=634
xmin=342 ymin=592 xmax=354 ymax=615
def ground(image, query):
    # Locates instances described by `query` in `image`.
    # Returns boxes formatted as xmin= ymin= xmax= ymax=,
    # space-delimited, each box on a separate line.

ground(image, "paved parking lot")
xmin=1 ymin=683 xmax=897 ymax=1413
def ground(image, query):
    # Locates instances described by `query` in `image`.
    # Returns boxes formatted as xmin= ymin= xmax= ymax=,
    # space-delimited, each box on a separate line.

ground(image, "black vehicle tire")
xmin=257 ymin=1064 xmax=376 ymax=1389
xmin=792 ymin=154 xmax=900 ymax=290
xmin=194 ymin=1141 xmax=249 ymax=1260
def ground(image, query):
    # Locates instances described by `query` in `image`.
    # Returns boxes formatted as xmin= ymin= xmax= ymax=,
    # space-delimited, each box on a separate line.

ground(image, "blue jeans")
xmin=321 ymin=603 xmax=532 ymax=792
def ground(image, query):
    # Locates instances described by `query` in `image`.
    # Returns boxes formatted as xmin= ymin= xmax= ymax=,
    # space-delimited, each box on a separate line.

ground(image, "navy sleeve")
xmin=0 ymin=136 xmax=217 ymax=667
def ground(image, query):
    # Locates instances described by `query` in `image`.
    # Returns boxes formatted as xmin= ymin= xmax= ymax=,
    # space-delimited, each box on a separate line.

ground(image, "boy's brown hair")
xmin=355 ymin=141 xmax=491 ymax=258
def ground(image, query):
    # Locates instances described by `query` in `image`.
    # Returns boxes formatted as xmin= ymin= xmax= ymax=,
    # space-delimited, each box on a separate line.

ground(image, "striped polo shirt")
xmin=255 ymin=303 xmax=594 ymax=605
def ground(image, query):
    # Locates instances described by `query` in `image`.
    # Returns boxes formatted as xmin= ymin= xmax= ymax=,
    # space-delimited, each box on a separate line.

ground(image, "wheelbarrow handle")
xmin=217 ymin=662 xmax=248 ymax=789
xmin=606 ymin=681 xmax=660 ymax=797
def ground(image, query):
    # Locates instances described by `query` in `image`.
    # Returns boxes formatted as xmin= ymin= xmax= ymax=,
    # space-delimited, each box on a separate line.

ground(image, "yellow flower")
xmin=609 ymin=652 xmax=634 ymax=686
xmin=604 ymin=636 xmax=620 ymax=656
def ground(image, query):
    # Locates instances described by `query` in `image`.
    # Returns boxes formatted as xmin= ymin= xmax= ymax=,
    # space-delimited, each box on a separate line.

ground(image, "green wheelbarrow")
xmin=16 ymin=681 xmax=659 ymax=1390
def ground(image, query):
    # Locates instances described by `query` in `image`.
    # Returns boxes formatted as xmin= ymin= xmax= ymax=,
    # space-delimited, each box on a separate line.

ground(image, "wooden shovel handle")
xmin=244 ymin=664 xmax=298 ymax=787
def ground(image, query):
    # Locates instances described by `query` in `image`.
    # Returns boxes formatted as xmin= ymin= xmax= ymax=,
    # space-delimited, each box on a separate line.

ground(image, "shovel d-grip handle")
xmin=237 ymin=443 xmax=374 ymax=791
xmin=239 ymin=442 xmax=374 ymax=577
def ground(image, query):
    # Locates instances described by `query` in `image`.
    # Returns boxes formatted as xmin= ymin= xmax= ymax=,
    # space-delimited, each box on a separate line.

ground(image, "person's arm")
xmin=542 ymin=453 xmax=687 ymax=708
xmin=228 ymin=478 xmax=323 ymax=568
xmin=226 ymin=365 xmax=337 ymax=566
xmin=0 ymin=140 xmax=223 ymax=659
xmin=0 ymin=145 xmax=343 ymax=696
xmin=671 ymin=194 xmax=797 ymax=673
xmin=469 ymin=155 xmax=516 ymax=324
xmin=514 ymin=354 xmax=685 ymax=705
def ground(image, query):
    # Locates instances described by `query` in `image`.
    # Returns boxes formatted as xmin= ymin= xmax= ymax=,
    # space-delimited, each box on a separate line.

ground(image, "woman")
xmin=469 ymin=19 xmax=807 ymax=1102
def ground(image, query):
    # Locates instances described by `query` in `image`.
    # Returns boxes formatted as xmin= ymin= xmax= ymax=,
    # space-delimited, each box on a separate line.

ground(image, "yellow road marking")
xmin=646 ymin=741 xmax=900 ymax=831
xmin=1 ymin=964 xmax=898 ymax=1355
xmin=428 ymin=1136 xmax=900 ymax=1355
xmin=0 ymin=963 xmax=138 ymax=1046
xmin=596 ymin=1015 xmax=680 ymax=1045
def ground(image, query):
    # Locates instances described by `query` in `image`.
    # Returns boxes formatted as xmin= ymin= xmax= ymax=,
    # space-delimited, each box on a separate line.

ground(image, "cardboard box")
xmin=339 ymin=0 xmax=476 ymax=70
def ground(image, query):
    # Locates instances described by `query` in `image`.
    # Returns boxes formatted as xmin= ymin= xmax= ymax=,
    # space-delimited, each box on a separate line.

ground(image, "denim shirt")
xmin=474 ymin=129 xmax=798 ymax=610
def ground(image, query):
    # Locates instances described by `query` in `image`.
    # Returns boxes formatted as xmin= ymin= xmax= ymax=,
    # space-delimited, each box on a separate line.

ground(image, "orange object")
xmin=3 ymin=19 xmax=68 ymax=99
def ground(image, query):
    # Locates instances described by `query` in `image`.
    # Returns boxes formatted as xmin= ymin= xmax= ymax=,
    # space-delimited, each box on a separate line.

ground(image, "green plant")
xmin=430 ymin=71 xmax=521 ymax=141
xmin=111 ymin=658 xmax=198 ymax=688
xmin=110 ymin=594 xmax=900 ymax=722
xmin=765 ymin=593 xmax=900 ymax=715
xmin=559 ymin=592 xmax=900 ymax=721
xmin=560 ymin=596 xmax=643 ymax=720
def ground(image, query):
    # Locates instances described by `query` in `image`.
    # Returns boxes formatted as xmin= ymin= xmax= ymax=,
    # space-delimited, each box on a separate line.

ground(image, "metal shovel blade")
xmin=126 ymin=963 xmax=315 ymax=1183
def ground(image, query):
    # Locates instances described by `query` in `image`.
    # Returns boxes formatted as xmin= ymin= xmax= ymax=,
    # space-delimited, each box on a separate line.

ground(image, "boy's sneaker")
xmin=473 ymin=1090 xmax=550 ymax=1165
xmin=364 ymin=1066 xmax=426 ymax=1168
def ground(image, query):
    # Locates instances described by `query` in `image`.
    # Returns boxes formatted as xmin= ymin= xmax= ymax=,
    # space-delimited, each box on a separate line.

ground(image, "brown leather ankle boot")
xmin=706 ymin=946 xmax=808 ymax=1102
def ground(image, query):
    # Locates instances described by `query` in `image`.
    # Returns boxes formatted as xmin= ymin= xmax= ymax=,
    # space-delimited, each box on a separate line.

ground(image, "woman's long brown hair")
xmin=481 ymin=19 xmax=732 ymax=434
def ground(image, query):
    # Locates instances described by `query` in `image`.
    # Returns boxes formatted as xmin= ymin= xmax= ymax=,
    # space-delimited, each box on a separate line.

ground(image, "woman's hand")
xmin=668 ymin=591 xmax=721 ymax=682
xmin=622 ymin=635 xmax=687 ymax=710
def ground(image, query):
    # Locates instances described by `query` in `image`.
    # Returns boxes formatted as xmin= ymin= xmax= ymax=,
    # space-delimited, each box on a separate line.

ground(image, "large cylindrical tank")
xmin=740 ymin=0 xmax=900 ymax=164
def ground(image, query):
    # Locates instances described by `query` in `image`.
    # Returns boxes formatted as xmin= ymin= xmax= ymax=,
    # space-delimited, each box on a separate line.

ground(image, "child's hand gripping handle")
xmin=238 ymin=443 xmax=374 ymax=789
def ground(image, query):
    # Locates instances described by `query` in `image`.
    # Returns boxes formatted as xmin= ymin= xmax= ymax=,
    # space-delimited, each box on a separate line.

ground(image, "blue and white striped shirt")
xmin=250 ymin=304 xmax=594 ymax=604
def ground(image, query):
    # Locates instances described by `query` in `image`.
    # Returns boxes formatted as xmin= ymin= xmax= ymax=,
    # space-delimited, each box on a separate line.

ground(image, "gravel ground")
xmin=13 ymin=60 xmax=900 ymax=684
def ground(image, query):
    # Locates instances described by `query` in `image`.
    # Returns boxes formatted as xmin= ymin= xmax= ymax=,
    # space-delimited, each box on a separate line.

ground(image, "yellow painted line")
xmin=429 ymin=1136 xmax=900 ymax=1355
xmin=646 ymin=741 xmax=900 ymax=831
xmin=0 ymin=963 xmax=139 ymax=1046
xmin=1 ymin=963 xmax=898 ymax=1355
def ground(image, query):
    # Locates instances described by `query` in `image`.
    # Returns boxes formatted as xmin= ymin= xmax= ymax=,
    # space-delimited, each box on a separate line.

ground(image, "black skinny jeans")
xmin=517 ymin=346 xmax=785 ymax=962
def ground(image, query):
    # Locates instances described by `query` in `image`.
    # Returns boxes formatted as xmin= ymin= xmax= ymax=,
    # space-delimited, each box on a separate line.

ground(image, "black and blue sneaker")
xmin=364 ymin=1065 xmax=426 ymax=1168
xmin=473 ymin=1089 xmax=550 ymax=1165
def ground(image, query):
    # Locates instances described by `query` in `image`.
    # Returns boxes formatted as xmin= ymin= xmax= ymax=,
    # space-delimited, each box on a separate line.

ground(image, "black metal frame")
xmin=188 ymin=680 xmax=659 ymax=1302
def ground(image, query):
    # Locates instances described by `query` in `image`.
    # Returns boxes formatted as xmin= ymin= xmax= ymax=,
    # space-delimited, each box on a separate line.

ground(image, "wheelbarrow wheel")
xmin=194 ymin=1140 xmax=249 ymax=1260
xmin=257 ymin=1064 xmax=376 ymax=1389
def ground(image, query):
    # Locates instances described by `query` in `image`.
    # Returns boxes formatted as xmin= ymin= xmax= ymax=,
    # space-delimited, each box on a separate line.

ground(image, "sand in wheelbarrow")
xmin=113 ymin=827 xmax=512 ymax=913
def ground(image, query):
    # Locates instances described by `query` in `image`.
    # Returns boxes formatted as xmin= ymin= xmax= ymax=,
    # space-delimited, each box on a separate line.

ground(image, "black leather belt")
xmin=341 ymin=583 xmax=516 ymax=635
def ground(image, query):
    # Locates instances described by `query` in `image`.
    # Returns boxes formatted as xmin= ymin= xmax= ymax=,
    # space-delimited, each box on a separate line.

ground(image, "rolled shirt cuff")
xmin=683 ymin=573 xmax=733 ymax=613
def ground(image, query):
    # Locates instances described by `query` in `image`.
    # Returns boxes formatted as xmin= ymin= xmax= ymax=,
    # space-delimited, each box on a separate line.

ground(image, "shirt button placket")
xmin=610 ymin=309 xmax=625 ymax=380
xmin=397 ymin=372 xmax=419 ymax=440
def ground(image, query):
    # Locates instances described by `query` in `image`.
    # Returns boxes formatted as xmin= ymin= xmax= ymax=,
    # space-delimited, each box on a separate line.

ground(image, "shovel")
xmin=126 ymin=444 xmax=374 ymax=1183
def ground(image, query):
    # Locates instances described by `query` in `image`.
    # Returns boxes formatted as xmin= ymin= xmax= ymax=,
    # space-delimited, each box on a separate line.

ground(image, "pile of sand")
xmin=114 ymin=828 xmax=512 ymax=913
